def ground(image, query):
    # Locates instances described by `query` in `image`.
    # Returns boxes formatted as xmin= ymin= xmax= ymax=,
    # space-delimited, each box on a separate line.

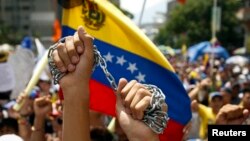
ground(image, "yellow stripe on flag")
xmin=62 ymin=0 xmax=174 ymax=72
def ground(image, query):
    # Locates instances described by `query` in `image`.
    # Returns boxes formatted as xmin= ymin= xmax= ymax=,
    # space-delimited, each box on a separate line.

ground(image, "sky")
xmin=120 ymin=0 xmax=170 ymax=25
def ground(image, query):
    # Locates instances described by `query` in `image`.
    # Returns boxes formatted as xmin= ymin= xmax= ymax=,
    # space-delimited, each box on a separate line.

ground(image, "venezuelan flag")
xmin=60 ymin=0 xmax=191 ymax=140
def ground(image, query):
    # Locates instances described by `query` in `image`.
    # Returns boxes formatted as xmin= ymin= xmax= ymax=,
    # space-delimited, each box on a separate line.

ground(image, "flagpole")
xmin=210 ymin=0 xmax=218 ymax=90
xmin=212 ymin=0 xmax=217 ymax=39
xmin=138 ymin=0 xmax=147 ymax=27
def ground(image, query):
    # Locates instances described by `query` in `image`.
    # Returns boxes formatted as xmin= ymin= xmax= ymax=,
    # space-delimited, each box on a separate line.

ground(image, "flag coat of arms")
xmin=60 ymin=0 xmax=191 ymax=140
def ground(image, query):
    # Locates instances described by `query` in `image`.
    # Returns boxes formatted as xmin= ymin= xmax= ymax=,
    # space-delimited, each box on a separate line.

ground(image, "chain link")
xmin=48 ymin=38 xmax=67 ymax=84
xmin=93 ymin=45 xmax=118 ymax=91
xmin=143 ymin=84 xmax=169 ymax=134
xmin=47 ymin=38 xmax=168 ymax=134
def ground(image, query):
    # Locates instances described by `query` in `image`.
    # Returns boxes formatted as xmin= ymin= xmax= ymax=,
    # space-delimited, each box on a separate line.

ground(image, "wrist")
xmin=62 ymin=84 xmax=90 ymax=103
xmin=35 ymin=113 xmax=47 ymax=119
xmin=31 ymin=125 xmax=45 ymax=132
xmin=60 ymin=79 xmax=89 ymax=89
xmin=33 ymin=115 xmax=45 ymax=131
xmin=18 ymin=117 xmax=28 ymax=126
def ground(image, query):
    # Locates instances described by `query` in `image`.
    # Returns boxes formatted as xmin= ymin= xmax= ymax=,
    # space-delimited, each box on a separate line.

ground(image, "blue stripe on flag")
xmin=62 ymin=25 xmax=191 ymax=125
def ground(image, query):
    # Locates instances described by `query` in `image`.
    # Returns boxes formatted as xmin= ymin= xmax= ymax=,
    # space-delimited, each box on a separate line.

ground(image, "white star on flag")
xmin=104 ymin=52 xmax=114 ymax=63
xmin=116 ymin=56 xmax=127 ymax=66
xmin=135 ymin=72 xmax=146 ymax=82
xmin=127 ymin=63 xmax=138 ymax=74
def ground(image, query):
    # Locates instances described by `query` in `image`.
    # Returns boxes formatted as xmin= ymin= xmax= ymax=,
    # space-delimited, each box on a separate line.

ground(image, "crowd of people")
xmin=171 ymin=47 xmax=250 ymax=140
xmin=0 ymin=26 xmax=249 ymax=141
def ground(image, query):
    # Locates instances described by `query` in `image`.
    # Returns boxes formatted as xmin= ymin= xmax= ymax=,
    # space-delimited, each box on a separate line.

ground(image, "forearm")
xmin=188 ymin=84 xmax=200 ymax=100
xmin=30 ymin=116 xmax=46 ymax=141
xmin=126 ymin=126 xmax=159 ymax=141
xmin=128 ymin=135 xmax=159 ymax=141
xmin=18 ymin=117 xmax=31 ymax=141
xmin=62 ymin=85 xmax=91 ymax=141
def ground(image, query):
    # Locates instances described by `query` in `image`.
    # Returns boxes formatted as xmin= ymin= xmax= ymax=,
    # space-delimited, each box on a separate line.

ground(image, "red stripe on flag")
xmin=59 ymin=79 xmax=185 ymax=141
xmin=89 ymin=79 xmax=116 ymax=116
xmin=58 ymin=79 xmax=116 ymax=116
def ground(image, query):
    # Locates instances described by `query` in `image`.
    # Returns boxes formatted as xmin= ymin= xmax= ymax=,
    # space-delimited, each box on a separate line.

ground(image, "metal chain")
xmin=143 ymin=84 xmax=169 ymax=134
xmin=48 ymin=38 xmax=67 ymax=84
xmin=93 ymin=45 xmax=118 ymax=91
xmin=48 ymin=38 xmax=168 ymax=134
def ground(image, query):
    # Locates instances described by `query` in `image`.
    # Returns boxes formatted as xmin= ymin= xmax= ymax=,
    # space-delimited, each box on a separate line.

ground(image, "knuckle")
xmin=52 ymin=50 xmax=58 ymax=58
xmin=144 ymin=96 xmax=151 ymax=103
xmin=131 ymin=80 xmax=137 ymax=84
xmin=135 ymin=105 xmax=141 ymax=111
xmin=134 ymin=82 xmax=141 ymax=88
xmin=120 ymin=89 xmax=127 ymax=97
xmin=130 ymin=104 xmax=135 ymax=111
xmin=57 ymin=43 xmax=64 ymax=51
xmin=137 ymin=88 xmax=146 ymax=95
xmin=56 ymin=62 xmax=64 ymax=68
xmin=65 ymin=36 xmax=73 ymax=41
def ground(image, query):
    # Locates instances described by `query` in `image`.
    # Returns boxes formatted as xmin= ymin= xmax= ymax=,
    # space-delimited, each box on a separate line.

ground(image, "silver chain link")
xmin=93 ymin=45 xmax=118 ymax=91
xmin=48 ymin=37 xmax=168 ymax=134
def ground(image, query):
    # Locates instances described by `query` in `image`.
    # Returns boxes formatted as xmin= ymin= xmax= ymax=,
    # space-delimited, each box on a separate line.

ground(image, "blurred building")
xmin=140 ymin=22 xmax=163 ymax=41
xmin=237 ymin=0 xmax=250 ymax=54
xmin=166 ymin=0 xmax=177 ymax=20
xmin=140 ymin=1 xmax=171 ymax=41
xmin=0 ymin=0 xmax=56 ymax=40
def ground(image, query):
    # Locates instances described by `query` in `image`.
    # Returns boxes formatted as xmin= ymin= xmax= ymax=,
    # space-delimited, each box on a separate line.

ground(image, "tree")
xmin=0 ymin=22 xmax=24 ymax=45
xmin=154 ymin=0 xmax=244 ymax=53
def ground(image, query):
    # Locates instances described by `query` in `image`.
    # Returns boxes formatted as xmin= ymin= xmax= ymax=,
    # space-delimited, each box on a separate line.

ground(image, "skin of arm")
xmin=30 ymin=96 xmax=52 ymax=141
xmin=188 ymin=84 xmax=201 ymax=100
xmin=188 ymin=78 xmax=211 ymax=101
xmin=9 ymin=93 xmax=33 ymax=141
xmin=18 ymin=116 xmax=31 ymax=141
xmin=62 ymin=85 xmax=90 ymax=141
xmin=53 ymin=26 xmax=94 ymax=141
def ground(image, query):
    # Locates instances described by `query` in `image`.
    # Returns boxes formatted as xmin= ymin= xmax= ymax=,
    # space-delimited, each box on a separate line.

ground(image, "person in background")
xmin=192 ymin=92 xmax=223 ymax=139
xmin=0 ymin=118 xmax=19 ymax=136
xmin=220 ymin=87 xmax=232 ymax=105
xmin=30 ymin=96 xmax=52 ymax=141
xmin=231 ymin=83 xmax=241 ymax=105
xmin=37 ymin=71 xmax=52 ymax=96
xmin=0 ymin=46 xmax=15 ymax=105
xmin=239 ymin=88 xmax=250 ymax=125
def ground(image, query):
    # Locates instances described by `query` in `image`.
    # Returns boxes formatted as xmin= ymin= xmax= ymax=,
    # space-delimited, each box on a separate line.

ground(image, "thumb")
xmin=77 ymin=26 xmax=94 ymax=57
xmin=116 ymin=78 xmax=128 ymax=113
xmin=76 ymin=26 xmax=95 ymax=77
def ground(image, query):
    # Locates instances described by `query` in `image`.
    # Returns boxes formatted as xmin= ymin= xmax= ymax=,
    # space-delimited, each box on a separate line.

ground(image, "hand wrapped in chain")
xmin=48 ymin=26 xmax=94 ymax=87
xmin=116 ymin=78 xmax=168 ymax=140
xmin=48 ymin=26 xmax=169 ymax=134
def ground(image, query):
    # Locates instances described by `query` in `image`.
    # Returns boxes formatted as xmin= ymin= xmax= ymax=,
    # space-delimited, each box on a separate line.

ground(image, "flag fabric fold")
xmin=60 ymin=0 xmax=191 ymax=140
